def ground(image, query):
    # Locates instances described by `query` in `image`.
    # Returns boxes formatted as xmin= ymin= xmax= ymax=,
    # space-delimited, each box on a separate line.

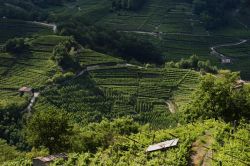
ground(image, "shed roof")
xmin=146 ymin=138 xmax=179 ymax=152
xmin=18 ymin=87 xmax=32 ymax=92
xmin=236 ymin=80 xmax=245 ymax=84
xmin=34 ymin=153 xmax=67 ymax=163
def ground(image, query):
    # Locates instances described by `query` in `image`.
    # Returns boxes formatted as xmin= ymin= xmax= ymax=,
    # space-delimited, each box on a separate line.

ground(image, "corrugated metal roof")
xmin=34 ymin=153 xmax=67 ymax=163
xmin=146 ymin=138 xmax=179 ymax=152
xmin=18 ymin=87 xmax=32 ymax=92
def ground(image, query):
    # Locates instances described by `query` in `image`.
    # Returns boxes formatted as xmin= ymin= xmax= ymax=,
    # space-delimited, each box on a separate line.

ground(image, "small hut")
xmin=18 ymin=87 xmax=34 ymax=96
xmin=33 ymin=153 xmax=68 ymax=166
xmin=221 ymin=58 xmax=231 ymax=64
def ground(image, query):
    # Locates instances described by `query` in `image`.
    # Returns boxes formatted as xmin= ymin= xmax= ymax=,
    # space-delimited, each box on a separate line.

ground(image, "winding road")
xmin=122 ymin=30 xmax=248 ymax=63
xmin=210 ymin=39 xmax=248 ymax=61
xmin=29 ymin=21 xmax=57 ymax=33
xmin=121 ymin=30 xmax=210 ymax=37
xmin=165 ymin=100 xmax=177 ymax=113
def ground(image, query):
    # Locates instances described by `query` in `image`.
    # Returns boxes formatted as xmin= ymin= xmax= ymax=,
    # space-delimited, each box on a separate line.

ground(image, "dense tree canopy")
xmin=0 ymin=101 xmax=27 ymax=149
xmin=183 ymin=71 xmax=250 ymax=122
xmin=57 ymin=21 xmax=163 ymax=64
xmin=3 ymin=38 xmax=29 ymax=54
xmin=72 ymin=118 xmax=139 ymax=153
xmin=25 ymin=109 xmax=73 ymax=153
xmin=165 ymin=55 xmax=218 ymax=74
xmin=52 ymin=38 xmax=81 ymax=71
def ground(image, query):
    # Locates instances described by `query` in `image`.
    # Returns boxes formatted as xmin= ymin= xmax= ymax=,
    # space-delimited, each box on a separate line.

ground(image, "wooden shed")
xmin=18 ymin=87 xmax=34 ymax=95
xmin=221 ymin=58 xmax=231 ymax=64
xmin=33 ymin=153 xmax=68 ymax=166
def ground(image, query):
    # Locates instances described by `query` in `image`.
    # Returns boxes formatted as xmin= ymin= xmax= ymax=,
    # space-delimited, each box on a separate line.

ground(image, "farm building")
xmin=18 ymin=87 xmax=34 ymax=95
xmin=221 ymin=58 xmax=231 ymax=64
xmin=33 ymin=153 xmax=68 ymax=166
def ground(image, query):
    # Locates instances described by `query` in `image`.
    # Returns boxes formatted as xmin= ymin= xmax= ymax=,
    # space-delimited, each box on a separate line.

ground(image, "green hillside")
xmin=0 ymin=1 xmax=250 ymax=165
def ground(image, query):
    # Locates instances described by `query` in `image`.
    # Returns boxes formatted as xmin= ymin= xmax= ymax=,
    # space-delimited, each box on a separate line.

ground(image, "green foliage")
xmin=25 ymin=109 xmax=73 ymax=153
xmin=0 ymin=99 xmax=28 ymax=149
xmin=52 ymin=38 xmax=81 ymax=71
xmin=0 ymin=139 xmax=23 ymax=164
xmin=165 ymin=55 xmax=218 ymax=74
xmin=57 ymin=22 xmax=163 ymax=64
xmin=53 ymin=120 xmax=228 ymax=165
xmin=212 ymin=122 xmax=250 ymax=166
xmin=183 ymin=71 xmax=250 ymax=122
xmin=3 ymin=38 xmax=29 ymax=54
xmin=72 ymin=117 xmax=139 ymax=153
xmin=49 ymin=72 xmax=75 ymax=84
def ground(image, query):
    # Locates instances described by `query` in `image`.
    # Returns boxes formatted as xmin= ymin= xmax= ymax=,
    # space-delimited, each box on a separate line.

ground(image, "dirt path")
xmin=122 ymin=30 xmax=248 ymax=63
xmin=29 ymin=21 xmax=57 ymax=33
xmin=165 ymin=100 xmax=177 ymax=113
xmin=210 ymin=39 xmax=248 ymax=61
xmin=191 ymin=131 xmax=214 ymax=166
xmin=24 ymin=92 xmax=40 ymax=114
xmin=121 ymin=30 xmax=210 ymax=37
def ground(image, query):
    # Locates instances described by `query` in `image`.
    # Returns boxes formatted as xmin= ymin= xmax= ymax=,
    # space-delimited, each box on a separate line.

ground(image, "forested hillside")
xmin=0 ymin=0 xmax=250 ymax=165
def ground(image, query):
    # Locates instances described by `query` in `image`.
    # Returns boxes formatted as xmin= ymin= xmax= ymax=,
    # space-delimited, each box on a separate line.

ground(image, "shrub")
xmin=165 ymin=55 xmax=218 ymax=74
xmin=52 ymin=38 xmax=81 ymax=71
xmin=51 ymin=72 xmax=75 ymax=83
xmin=3 ymin=38 xmax=29 ymax=54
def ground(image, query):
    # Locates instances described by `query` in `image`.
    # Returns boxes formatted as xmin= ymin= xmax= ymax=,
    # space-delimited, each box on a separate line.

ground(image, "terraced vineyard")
xmin=6 ymin=34 xmax=200 ymax=129
xmin=78 ymin=49 xmax=124 ymax=66
xmin=0 ymin=32 xmax=200 ymax=128
xmin=0 ymin=19 xmax=52 ymax=44
xmin=34 ymin=65 xmax=200 ymax=128
xmin=27 ymin=0 xmax=249 ymax=80
xmin=0 ymin=35 xmax=64 ymax=108
xmin=56 ymin=0 xmax=205 ymax=34
xmin=99 ymin=0 xmax=202 ymax=33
